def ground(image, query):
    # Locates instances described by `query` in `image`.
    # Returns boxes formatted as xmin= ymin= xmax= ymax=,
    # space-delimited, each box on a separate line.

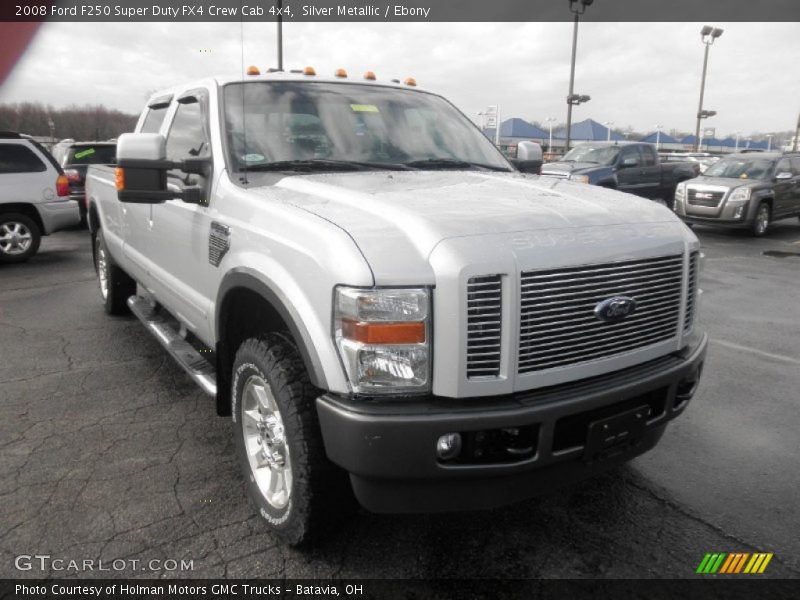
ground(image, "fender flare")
xmin=216 ymin=268 xmax=329 ymax=391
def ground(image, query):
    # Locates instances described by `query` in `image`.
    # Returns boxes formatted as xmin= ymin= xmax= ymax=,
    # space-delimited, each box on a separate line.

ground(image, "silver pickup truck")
xmin=86 ymin=71 xmax=707 ymax=545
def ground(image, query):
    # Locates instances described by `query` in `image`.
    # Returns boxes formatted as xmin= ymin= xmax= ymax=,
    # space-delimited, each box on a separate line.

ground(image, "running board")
xmin=127 ymin=296 xmax=217 ymax=396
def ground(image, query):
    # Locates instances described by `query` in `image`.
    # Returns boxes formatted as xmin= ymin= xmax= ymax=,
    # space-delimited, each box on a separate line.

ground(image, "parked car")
xmin=662 ymin=152 xmax=720 ymax=174
xmin=674 ymin=152 xmax=800 ymax=236
xmin=542 ymin=142 xmax=699 ymax=205
xmin=58 ymin=142 xmax=117 ymax=225
xmin=86 ymin=72 xmax=706 ymax=544
xmin=0 ymin=132 xmax=79 ymax=263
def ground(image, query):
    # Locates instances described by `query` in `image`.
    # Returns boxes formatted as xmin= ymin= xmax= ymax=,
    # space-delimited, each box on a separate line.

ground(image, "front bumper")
xmin=36 ymin=199 xmax=81 ymax=235
xmin=317 ymin=333 xmax=707 ymax=513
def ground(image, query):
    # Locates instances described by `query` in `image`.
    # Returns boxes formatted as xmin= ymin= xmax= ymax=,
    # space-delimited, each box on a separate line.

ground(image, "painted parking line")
xmin=711 ymin=339 xmax=800 ymax=366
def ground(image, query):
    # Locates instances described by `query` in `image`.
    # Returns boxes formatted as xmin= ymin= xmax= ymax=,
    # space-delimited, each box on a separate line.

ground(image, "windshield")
xmin=561 ymin=145 xmax=620 ymax=165
xmin=704 ymin=157 xmax=774 ymax=180
xmin=65 ymin=145 xmax=116 ymax=165
xmin=223 ymin=82 xmax=510 ymax=172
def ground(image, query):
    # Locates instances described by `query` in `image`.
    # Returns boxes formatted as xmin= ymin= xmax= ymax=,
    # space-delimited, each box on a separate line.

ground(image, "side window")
xmin=791 ymin=158 xmax=800 ymax=175
xmin=166 ymin=100 xmax=208 ymax=161
xmin=140 ymin=106 xmax=169 ymax=134
xmin=0 ymin=144 xmax=47 ymax=174
xmin=641 ymin=145 xmax=657 ymax=167
xmin=619 ymin=145 xmax=641 ymax=166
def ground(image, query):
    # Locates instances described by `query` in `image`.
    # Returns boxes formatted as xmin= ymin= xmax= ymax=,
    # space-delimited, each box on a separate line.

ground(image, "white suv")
xmin=0 ymin=133 xmax=79 ymax=263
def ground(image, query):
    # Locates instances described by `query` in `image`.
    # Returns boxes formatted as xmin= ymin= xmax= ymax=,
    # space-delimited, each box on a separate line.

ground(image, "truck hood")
xmin=249 ymin=170 xmax=682 ymax=284
xmin=688 ymin=176 xmax=762 ymax=189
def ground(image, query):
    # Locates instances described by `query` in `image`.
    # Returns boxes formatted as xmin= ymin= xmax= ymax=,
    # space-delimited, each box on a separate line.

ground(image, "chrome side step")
xmin=127 ymin=295 xmax=217 ymax=396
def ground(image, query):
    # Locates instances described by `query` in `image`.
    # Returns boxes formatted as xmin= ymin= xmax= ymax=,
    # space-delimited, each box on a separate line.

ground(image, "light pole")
xmin=655 ymin=124 xmax=662 ymax=150
xmin=565 ymin=0 xmax=594 ymax=152
xmin=766 ymin=134 xmax=773 ymax=151
xmin=276 ymin=0 xmax=283 ymax=70
xmin=694 ymin=25 xmax=723 ymax=151
xmin=794 ymin=113 xmax=800 ymax=152
xmin=545 ymin=117 xmax=557 ymax=157
xmin=604 ymin=121 xmax=614 ymax=141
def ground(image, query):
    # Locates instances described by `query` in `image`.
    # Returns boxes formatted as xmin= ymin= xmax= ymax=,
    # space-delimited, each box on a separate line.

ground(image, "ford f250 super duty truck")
xmin=85 ymin=70 xmax=707 ymax=545
xmin=542 ymin=142 xmax=699 ymax=207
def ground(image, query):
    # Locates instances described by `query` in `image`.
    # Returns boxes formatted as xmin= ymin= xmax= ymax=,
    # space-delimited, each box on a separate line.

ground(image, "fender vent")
xmin=209 ymin=221 xmax=230 ymax=267
xmin=466 ymin=275 xmax=503 ymax=378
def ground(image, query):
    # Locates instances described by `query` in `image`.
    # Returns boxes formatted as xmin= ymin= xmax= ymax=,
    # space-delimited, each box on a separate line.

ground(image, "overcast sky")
xmin=1 ymin=21 xmax=798 ymax=137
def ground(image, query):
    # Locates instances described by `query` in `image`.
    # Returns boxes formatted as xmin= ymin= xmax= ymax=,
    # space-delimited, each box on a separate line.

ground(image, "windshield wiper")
xmin=402 ymin=158 xmax=510 ymax=172
xmin=243 ymin=159 xmax=411 ymax=172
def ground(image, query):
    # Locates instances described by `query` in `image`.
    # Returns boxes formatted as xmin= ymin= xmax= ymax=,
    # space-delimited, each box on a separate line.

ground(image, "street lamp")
xmin=655 ymin=124 xmax=663 ymax=150
xmin=564 ymin=0 xmax=594 ymax=152
xmin=545 ymin=117 xmax=557 ymax=157
xmin=604 ymin=120 xmax=614 ymax=141
xmin=694 ymin=25 xmax=723 ymax=151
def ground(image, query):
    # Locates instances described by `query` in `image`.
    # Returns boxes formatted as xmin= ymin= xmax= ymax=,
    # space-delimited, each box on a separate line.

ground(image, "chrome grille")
xmin=688 ymin=189 xmax=725 ymax=207
xmin=518 ymin=255 xmax=683 ymax=373
xmin=685 ymin=252 xmax=698 ymax=332
xmin=466 ymin=275 xmax=502 ymax=378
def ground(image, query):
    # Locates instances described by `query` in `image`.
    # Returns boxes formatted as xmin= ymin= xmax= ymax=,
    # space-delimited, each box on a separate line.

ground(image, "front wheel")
xmin=94 ymin=228 xmax=135 ymax=314
xmin=751 ymin=201 xmax=770 ymax=237
xmin=232 ymin=334 xmax=349 ymax=545
xmin=0 ymin=213 xmax=41 ymax=263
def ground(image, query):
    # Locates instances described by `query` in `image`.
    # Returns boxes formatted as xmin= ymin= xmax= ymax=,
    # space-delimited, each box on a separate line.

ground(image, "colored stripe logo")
xmin=696 ymin=552 xmax=773 ymax=574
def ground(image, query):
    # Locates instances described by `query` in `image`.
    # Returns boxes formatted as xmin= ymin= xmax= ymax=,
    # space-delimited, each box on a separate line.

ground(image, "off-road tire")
xmin=751 ymin=201 xmax=770 ymax=237
xmin=94 ymin=228 xmax=135 ymax=315
xmin=0 ymin=213 xmax=41 ymax=263
xmin=232 ymin=334 xmax=350 ymax=545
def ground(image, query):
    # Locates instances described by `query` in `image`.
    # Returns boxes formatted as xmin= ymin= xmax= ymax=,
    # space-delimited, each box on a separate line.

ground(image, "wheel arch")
xmin=215 ymin=269 xmax=329 ymax=415
xmin=0 ymin=203 xmax=45 ymax=235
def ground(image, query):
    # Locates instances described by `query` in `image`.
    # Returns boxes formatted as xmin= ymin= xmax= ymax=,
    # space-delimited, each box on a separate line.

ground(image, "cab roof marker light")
xmin=363 ymin=71 xmax=377 ymax=81
xmin=335 ymin=68 xmax=348 ymax=78
xmin=246 ymin=65 xmax=260 ymax=76
xmin=303 ymin=66 xmax=316 ymax=76
xmin=404 ymin=77 xmax=417 ymax=87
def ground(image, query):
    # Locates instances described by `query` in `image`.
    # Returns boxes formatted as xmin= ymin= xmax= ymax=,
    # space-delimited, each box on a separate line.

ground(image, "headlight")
xmin=675 ymin=183 xmax=686 ymax=200
xmin=334 ymin=287 xmax=430 ymax=395
xmin=570 ymin=174 xmax=590 ymax=184
xmin=727 ymin=187 xmax=751 ymax=203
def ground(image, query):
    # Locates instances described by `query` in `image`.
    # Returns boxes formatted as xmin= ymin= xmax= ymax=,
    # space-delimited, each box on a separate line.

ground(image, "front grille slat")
xmin=518 ymin=254 xmax=684 ymax=374
xmin=466 ymin=275 xmax=502 ymax=378
xmin=685 ymin=252 xmax=698 ymax=332
xmin=688 ymin=189 xmax=725 ymax=207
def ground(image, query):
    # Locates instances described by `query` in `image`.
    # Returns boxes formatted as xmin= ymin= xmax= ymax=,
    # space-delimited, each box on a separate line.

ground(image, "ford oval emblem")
xmin=594 ymin=296 xmax=637 ymax=322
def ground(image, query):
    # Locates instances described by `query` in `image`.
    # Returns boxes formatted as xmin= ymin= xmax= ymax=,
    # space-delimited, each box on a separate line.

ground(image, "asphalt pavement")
xmin=1 ymin=221 xmax=799 ymax=580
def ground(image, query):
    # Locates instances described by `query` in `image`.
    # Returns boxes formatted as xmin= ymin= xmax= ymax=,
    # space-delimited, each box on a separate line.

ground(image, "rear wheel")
xmin=94 ymin=228 xmax=135 ymax=314
xmin=232 ymin=334 xmax=350 ymax=545
xmin=0 ymin=213 xmax=41 ymax=263
xmin=751 ymin=201 xmax=770 ymax=237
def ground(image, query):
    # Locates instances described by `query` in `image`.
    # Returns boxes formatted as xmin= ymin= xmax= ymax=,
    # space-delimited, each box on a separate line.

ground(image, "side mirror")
xmin=116 ymin=133 xmax=209 ymax=204
xmin=511 ymin=141 xmax=543 ymax=174
xmin=775 ymin=171 xmax=793 ymax=180
xmin=621 ymin=157 xmax=639 ymax=168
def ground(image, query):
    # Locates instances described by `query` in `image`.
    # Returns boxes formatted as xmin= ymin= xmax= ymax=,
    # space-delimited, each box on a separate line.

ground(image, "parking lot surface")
xmin=1 ymin=223 xmax=799 ymax=579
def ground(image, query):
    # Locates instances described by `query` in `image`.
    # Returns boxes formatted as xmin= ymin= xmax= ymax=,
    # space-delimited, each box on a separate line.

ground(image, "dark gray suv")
xmin=674 ymin=153 xmax=800 ymax=236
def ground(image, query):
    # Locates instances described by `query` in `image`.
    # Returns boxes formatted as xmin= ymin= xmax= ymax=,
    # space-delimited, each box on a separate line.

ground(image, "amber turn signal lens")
xmin=363 ymin=71 xmax=376 ymax=80
xmin=342 ymin=320 xmax=425 ymax=344
xmin=334 ymin=68 xmax=348 ymax=78
xmin=55 ymin=174 xmax=70 ymax=197
xmin=114 ymin=167 xmax=125 ymax=191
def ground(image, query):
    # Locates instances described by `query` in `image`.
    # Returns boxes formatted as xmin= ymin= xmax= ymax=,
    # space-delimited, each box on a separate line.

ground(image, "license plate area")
xmin=584 ymin=405 xmax=648 ymax=462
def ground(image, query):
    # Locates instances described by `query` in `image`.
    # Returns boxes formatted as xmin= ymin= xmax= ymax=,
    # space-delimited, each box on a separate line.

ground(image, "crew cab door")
xmin=637 ymin=145 xmax=663 ymax=199
xmin=144 ymin=90 xmax=217 ymax=340
xmin=772 ymin=158 xmax=796 ymax=218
